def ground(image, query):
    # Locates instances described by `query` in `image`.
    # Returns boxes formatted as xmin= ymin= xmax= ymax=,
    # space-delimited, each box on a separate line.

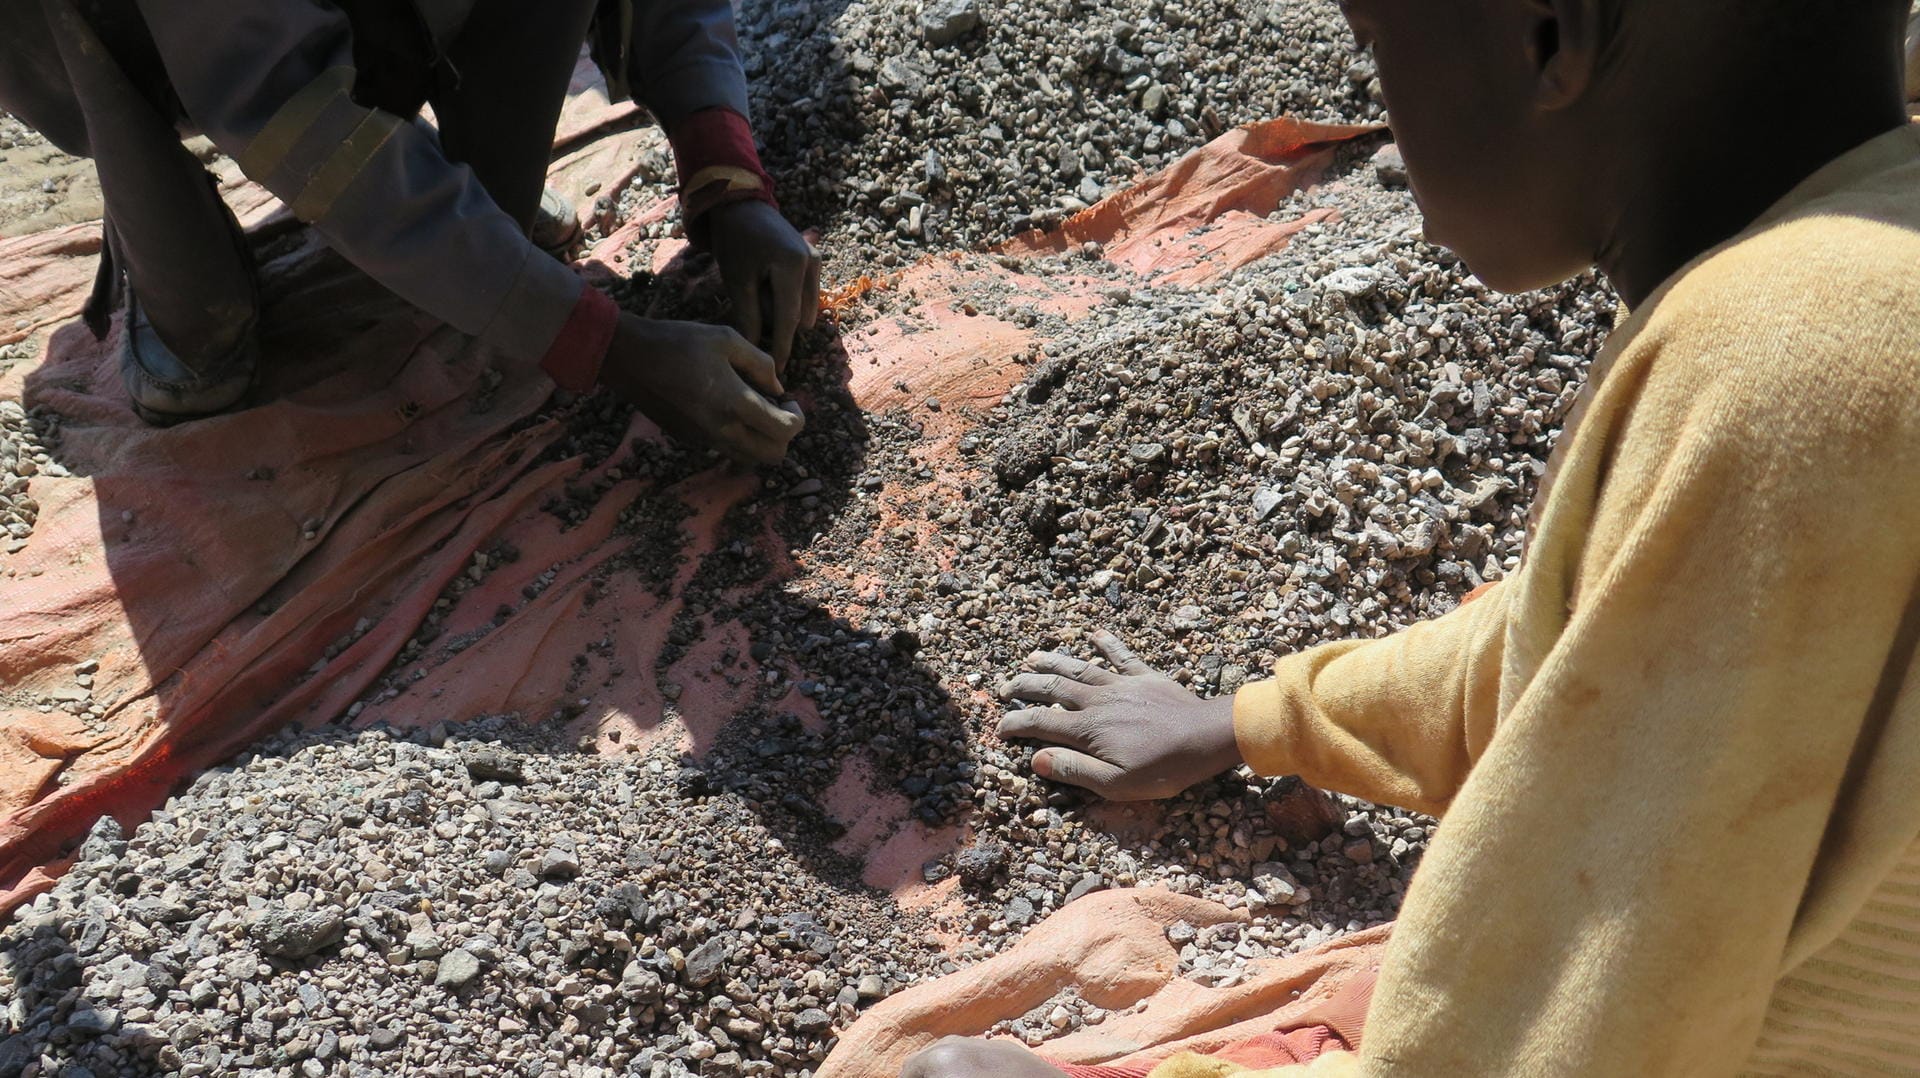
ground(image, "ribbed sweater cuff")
xmin=1234 ymin=675 xmax=1295 ymax=777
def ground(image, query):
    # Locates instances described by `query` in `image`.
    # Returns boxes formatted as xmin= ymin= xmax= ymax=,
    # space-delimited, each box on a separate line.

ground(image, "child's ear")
xmin=1524 ymin=0 xmax=1610 ymax=111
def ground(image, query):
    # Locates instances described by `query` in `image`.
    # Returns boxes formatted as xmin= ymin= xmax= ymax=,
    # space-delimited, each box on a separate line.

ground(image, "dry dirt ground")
xmin=0 ymin=115 xmax=98 ymax=238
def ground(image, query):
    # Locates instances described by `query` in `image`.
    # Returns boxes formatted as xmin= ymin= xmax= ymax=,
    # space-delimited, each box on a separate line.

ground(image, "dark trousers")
xmin=0 ymin=0 xmax=595 ymax=371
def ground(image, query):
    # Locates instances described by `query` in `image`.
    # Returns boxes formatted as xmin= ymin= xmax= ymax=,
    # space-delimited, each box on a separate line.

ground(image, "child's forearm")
xmin=1233 ymin=579 xmax=1513 ymax=816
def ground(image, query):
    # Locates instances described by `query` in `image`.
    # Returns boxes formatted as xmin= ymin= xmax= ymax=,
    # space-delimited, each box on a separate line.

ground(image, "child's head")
xmin=1341 ymin=0 xmax=1913 ymax=299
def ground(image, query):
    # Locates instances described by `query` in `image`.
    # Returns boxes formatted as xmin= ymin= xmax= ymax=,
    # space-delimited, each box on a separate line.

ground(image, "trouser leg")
xmin=0 ymin=7 xmax=94 ymax=157
xmin=31 ymin=0 xmax=256 ymax=368
xmin=98 ymin=149 xmax=257 ymax=366
xmin=1906 ymin=4 xmax=1920 ymax=102
xmin=430 ymin=0 xmax=598 ymax=232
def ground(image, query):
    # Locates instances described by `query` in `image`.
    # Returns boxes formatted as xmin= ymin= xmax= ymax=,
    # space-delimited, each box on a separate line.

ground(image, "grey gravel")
xmin=432 ymin=949 xmax=482 ymax=991
xmin=247 ymin=906 xmax=346 ymax=960
xmin=0 ymin=722 xmax=949 ymax=1076
xmin=0 ymin=395 xmax=56 ymax=559
xmin=539 ymin=844 xmax=582 ymax=880
xmin=919 ymin=0 xmax=983 ymax=45
xmin=1371 ymin=142 xmax=1407 ymax=187
xmin=683 ymin=937 xmax=730 ymax=989
xmin=609 ymin=0 xmax=1387 ymax=269
xmin=1002 ymin=896 xmax=1036 ymax=927
xmin=954 ymin=840 xmax=1008 ymax=885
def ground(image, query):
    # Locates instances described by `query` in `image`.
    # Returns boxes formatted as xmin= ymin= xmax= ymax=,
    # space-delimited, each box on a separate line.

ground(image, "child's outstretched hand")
xmin=998 ymin=630 xmax=1242 ymax=801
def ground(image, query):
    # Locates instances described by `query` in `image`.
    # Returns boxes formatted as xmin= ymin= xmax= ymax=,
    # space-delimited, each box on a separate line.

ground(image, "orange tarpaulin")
xmin=0 ymin=110 xmax=1375 ymax=913
xmin=817 ymin=888 xmax=1388 ymax=1078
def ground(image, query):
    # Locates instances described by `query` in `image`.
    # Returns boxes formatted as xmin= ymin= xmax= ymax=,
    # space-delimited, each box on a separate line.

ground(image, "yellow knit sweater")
xmin=1181 ymin=124 xmax=1920 ymax=1077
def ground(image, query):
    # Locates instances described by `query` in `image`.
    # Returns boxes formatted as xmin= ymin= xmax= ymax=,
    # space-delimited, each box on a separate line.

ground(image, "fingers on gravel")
xmin=1091 ymin=629 xmax=1151 ymax=674
xmin=1023 ymin=650 xmax=1114 ymax=685
xmin=1033 ymin=747 xmax=1126 ymax=798
xmin=996 ymin=705 xmax=1094 ymax=750
xmin=998 ymin=671 xmax=1091 ymax=708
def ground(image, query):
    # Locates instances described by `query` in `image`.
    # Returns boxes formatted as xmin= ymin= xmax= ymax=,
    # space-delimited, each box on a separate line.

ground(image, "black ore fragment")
xmin=954 ymin=840 xmax=1008 ymax=886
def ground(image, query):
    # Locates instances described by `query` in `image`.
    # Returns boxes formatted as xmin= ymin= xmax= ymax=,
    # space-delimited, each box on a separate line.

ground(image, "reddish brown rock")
xmin=1263 ymin=776 xmax=1344 ymax=847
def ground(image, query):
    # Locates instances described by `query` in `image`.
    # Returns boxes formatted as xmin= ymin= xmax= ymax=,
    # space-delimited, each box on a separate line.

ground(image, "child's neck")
xmin=1598 ymin=68 xmax=1909 ymax=308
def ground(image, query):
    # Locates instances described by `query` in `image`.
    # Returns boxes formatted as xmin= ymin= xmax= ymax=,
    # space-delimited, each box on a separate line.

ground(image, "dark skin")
xmin=1348 ymin=0 xmax=1913 ymax=309
xmin=899 ymin=1038 xmax=1065 ymax=1078
xmin=710 ymin=198 xmax=822 ymax=375
xmin=903 ymin=0 xmax=1911 ymax=1073
xmin=601 ymin=202 xmax=817 ymax=467
xmin=1000 ymin=630 xmax=1239 ymax=799
xmin=599 ymin=312 xmax=803 ymax=467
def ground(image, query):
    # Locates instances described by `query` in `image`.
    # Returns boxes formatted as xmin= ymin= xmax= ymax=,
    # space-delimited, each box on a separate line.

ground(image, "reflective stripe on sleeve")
xmin=287 ymin=108 xmax=402 ymax=221
xmin=236 ymin=65 xmax=355 ymax=179
xmin=238 ymin=64 xmax=404 ymax=224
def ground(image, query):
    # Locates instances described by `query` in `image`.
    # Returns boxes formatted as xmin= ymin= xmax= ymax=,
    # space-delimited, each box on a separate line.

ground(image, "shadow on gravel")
xmin=0 ymin=828 xmax=177 ymax=1076
xmin=625 ymin=258 xmax=978 ymax=893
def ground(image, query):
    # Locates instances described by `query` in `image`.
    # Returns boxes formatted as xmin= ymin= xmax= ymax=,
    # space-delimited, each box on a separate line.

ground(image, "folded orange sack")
xmin=1056 ymin=967 xmax=1374 ymax=1078
xmin=819 ymin=888 xmax=1388 ymax=1078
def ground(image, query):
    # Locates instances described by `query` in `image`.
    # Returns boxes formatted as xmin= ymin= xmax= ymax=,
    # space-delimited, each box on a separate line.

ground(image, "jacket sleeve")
xmin=132 ymin=0 xmax=586 ymax=365
xmin=628 ymin=0 xmax=753 ymax=130
xmin=1232 ymin=579 xmax=1512 ymax=816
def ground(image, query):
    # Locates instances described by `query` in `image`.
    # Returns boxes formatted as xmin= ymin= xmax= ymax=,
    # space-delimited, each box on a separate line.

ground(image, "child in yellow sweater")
xmin=904 ymin=0 xmax=1920 ymax=1075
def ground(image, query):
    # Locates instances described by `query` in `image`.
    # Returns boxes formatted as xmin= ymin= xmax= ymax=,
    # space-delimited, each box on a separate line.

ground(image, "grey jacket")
xmin=4 ymin=0 xmax=750 ymax=361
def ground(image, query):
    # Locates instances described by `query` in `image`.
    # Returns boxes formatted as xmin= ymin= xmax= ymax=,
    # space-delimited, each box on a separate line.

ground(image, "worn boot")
xmin=118 ymin=289 xmax=258 ymax=426
xmin=530 ymin=186 xmax=582 ymax=256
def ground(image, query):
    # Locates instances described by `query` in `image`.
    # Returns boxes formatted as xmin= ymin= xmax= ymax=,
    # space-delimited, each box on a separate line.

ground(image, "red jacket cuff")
xmin=668 ymin=107 xmax=778 ymax=227
xmin=538 ymin=286 xmax=618 ymax=393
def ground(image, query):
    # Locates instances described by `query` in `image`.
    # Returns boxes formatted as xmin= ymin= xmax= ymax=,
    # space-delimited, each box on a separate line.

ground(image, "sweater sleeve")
xmin=133 ymin=0 xmax=589 ymax=366
xmin=1358 ymin=323 xmax=1920 ymax=1076
xmin=1232 ymin=580 xmax=1512 ymax=816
